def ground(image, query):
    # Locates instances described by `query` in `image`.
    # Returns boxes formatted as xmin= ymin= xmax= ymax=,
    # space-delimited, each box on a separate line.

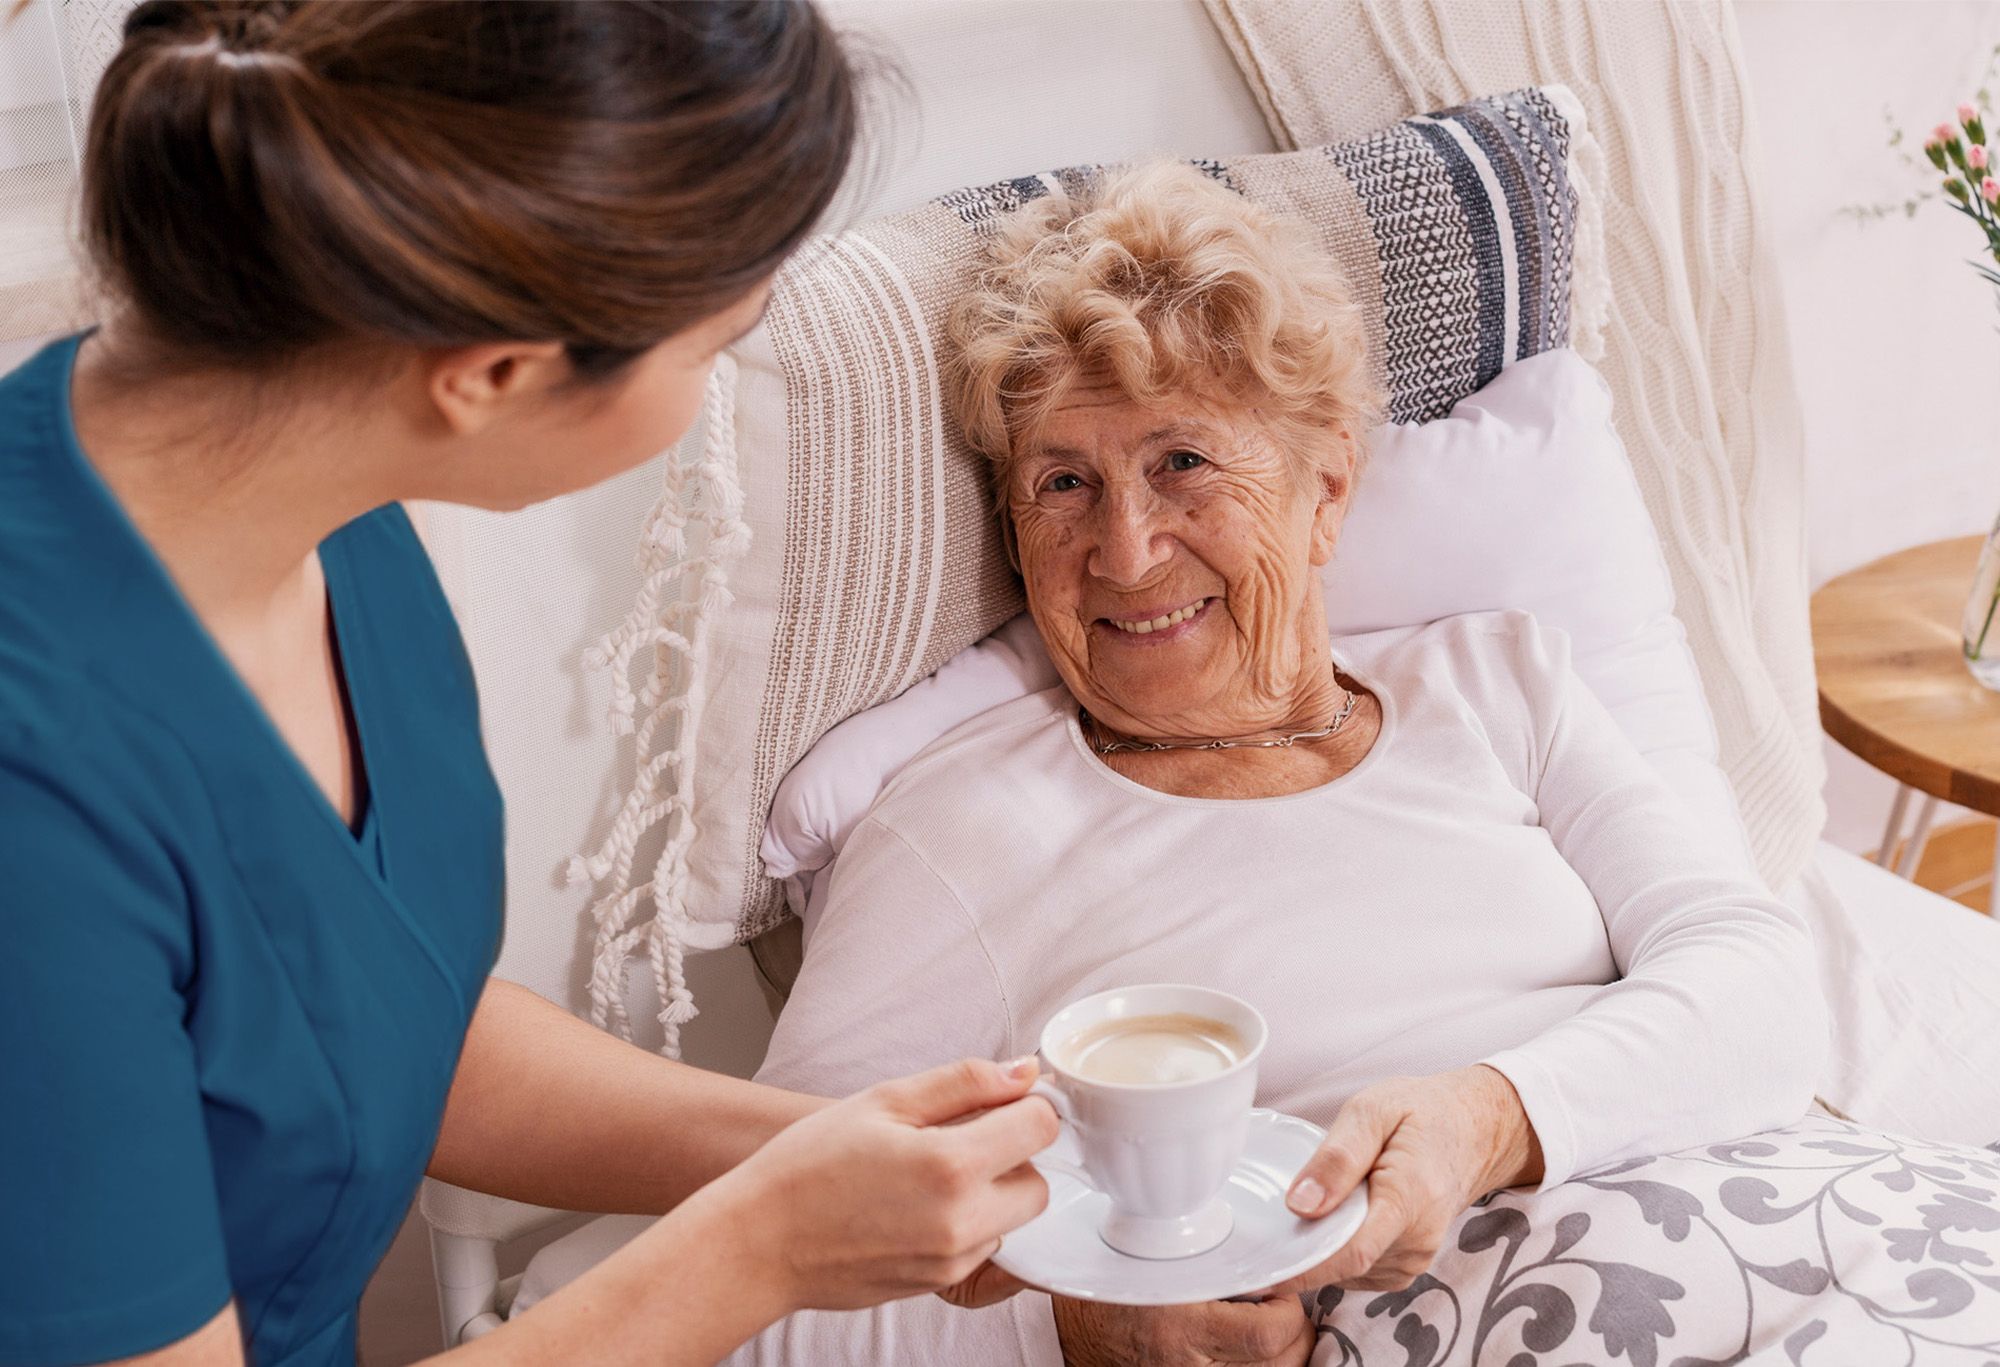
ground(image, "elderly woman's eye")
xmin=1046 ymin=473 xmax=1085 ymax=493
xmin=1167 ymin=450 xmax=1207 ymax=472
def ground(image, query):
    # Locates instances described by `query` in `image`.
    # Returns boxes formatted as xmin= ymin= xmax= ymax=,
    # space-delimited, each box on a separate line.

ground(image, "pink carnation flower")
xmin=1939 ymin=121 xmax=1961 ymax=143
xmin=1980 ymin=176 xmax=1997 ymax=203
xmin=1971 ymin=145 xmax=1989 ymax=169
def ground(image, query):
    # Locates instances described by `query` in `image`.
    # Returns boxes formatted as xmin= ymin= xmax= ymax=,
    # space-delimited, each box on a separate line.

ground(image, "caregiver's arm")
xmin=443 ymin=1058 xmax=1053 ymax=1367
xmin=427 ymin=978 xmax=821 ymax=1214
xmin=110 ymin=1062 xmax=1049 ymax=1367
xmin=716 ymin=816 xmax=1069 ymax=1366
xmin=110 ymin=1060 xmax=1053 ymax=1367
xmin=1475 ymin=616 xmax=1826 ymax=1187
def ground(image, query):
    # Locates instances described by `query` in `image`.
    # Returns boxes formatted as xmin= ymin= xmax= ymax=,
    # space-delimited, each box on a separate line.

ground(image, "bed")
xmin=2 ymin=0 xmax=1988 ymax=1358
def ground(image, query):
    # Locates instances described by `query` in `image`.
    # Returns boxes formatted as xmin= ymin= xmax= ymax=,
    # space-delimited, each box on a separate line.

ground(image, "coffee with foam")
xmin=1056 ymin=1012 xmax=1247 ymax=1086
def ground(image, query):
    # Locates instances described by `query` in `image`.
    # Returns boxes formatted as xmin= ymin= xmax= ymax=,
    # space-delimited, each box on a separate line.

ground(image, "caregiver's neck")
xmin=68 ymin=328 xmax=414 ymax=633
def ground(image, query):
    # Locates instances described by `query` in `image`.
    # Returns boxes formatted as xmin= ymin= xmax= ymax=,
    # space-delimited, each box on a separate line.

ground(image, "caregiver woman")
xmin=0 ymin=3 xmax=1060 ymax=1365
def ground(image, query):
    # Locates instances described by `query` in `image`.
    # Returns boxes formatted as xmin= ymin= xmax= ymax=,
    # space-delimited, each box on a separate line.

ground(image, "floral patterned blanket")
xmin=1312 ymin=1114 xmax=2000 ymax=1365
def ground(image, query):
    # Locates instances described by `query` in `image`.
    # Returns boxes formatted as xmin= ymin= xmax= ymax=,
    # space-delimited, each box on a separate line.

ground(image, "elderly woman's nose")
xmin=1085 ymin=489 xmax=1175 ymax=585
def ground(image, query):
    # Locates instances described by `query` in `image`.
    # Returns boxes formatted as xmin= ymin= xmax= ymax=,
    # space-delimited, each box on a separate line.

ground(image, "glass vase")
xmin=1962 ymin=510 xmax=2000 ymax=690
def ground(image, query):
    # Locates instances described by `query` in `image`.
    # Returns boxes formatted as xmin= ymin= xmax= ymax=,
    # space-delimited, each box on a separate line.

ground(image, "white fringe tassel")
xmin=570 ymin=353 xmax=748 ymax=1058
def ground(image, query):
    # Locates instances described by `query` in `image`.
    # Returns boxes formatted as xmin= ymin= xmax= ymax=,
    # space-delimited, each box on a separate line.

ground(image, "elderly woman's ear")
xmin=1307 ymin=430 xmax=1358 ymax=569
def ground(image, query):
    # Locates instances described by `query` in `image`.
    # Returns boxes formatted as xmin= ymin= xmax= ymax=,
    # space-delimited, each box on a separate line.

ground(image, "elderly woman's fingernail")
xmin=1288 ymin=1178 xmax=1325 ymax=1214
xmin=1002 ymin=1055 xmax=1039 ymax=1081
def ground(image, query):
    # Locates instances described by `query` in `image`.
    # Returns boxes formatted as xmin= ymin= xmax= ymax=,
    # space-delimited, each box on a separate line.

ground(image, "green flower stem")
xmin=1965 ymin=180 xmax=1999 ymax=231
xmin=1973 ymin=581 xmax=2000 ymax=661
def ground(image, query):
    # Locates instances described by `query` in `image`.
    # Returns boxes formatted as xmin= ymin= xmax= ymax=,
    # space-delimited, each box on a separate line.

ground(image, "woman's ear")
xmin=1306 ymin=431 xmax=1355 ymax=569
xmin=426 ymin=341 xmax=569 ymax=436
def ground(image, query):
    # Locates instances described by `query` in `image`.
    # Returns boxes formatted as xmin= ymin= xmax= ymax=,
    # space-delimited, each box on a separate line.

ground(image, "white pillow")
xmin=760 ymin=348 xmax=1750 ymax=907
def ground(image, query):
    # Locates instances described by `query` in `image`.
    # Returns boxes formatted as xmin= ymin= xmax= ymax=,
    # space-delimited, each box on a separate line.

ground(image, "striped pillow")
xmin=575 ymin=85 xmax=1601 ymax=1049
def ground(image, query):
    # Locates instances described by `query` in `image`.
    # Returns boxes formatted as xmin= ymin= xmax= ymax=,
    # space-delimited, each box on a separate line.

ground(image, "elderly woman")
xmin=711 ymin=163 xmax=1828 ymax=1365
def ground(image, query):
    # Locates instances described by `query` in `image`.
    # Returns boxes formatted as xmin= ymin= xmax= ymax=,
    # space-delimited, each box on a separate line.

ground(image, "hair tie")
xmin=139 ymin=0 xmax=294 ymax=66
xmin=157 ymin=29 xmax=304 ymax=83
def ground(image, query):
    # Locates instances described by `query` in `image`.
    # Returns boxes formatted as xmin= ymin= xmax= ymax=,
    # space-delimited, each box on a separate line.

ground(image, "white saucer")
xmin=994 ymin=1108 xmax=1367 ymax=1305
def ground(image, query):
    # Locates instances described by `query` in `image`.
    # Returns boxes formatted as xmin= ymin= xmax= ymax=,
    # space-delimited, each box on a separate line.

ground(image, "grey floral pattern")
xmin=1308 ymin=1115 xmax=2000 ymax=1365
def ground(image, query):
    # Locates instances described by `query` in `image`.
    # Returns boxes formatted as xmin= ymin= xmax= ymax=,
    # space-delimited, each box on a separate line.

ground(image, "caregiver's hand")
xmin=1050 ymin=1295 xmax=1315 ymax=1366
xmin=1267 ymin=1065 xmax=1543 ymax=1294
xmin=720 ymin=1055 xmax=1059 ymax=1313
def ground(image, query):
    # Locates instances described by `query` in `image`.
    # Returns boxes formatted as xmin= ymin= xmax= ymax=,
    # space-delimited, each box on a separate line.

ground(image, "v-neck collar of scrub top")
xmin=28 ymin=331 xmax=460 ymax=998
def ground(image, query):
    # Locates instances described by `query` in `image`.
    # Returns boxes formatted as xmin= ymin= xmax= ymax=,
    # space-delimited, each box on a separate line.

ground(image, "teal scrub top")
xmin=0 ymin=336 xmax=504 ymax=1365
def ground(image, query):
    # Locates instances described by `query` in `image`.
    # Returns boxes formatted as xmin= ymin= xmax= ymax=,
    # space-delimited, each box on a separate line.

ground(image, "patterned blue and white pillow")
xmin=936 ymin=86 xmax=1584 ymax=424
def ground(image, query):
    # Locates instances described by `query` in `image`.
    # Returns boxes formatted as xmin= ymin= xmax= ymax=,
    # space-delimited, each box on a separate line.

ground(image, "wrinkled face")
xmin=1007 ymin=379 xmax=1353 ymax=737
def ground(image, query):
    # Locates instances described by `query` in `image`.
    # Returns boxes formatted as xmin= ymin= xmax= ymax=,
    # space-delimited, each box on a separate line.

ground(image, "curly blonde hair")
xmin=946 ymin=161 xmax=1381 ymax=499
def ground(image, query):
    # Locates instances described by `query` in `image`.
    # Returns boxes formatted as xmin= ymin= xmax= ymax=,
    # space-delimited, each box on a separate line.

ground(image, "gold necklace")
xmin=1081 ymin=686 xmax=1359 ymax=755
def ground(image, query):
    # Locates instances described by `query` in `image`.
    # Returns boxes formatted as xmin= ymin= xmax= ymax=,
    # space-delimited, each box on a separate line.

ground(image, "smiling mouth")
xmin=1101 ymin=598 xmax=1212 ymax=635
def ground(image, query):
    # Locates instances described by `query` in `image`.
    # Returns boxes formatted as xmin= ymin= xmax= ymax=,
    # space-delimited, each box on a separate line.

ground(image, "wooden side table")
xmin=1812 ymin=535 xmax=2000 ymax=913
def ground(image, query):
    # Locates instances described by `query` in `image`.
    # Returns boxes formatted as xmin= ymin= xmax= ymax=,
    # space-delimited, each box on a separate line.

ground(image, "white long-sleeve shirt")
xmin=724 ymin=611 xmax=1826 ymax=1364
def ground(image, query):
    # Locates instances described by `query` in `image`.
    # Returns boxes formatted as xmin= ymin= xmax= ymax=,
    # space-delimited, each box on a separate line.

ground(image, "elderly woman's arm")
xmin=1275 ymin=615 xmax=1826 ymax=1295
xmin=1473 ymin=619 xmax=1827 ymax=1186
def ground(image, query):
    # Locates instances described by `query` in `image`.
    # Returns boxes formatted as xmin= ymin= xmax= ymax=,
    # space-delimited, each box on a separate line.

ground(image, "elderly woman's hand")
xmin=936 ymin=1259 xmax=1031 ymax=1309
xmin=1051 ymin=1294 xmax=1315 ymax=1367
xmin=1263 ymin=1066 xmax=1542 ymax=1294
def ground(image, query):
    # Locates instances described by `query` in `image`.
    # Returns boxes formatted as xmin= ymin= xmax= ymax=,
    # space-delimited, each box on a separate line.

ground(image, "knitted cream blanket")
xmin=1201 ymin=0 xmax=1823 ymax=888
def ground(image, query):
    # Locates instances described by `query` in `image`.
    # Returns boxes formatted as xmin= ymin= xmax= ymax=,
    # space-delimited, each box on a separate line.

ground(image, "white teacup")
xmin=1030 ymin=984 xmax=1267 ymax=1260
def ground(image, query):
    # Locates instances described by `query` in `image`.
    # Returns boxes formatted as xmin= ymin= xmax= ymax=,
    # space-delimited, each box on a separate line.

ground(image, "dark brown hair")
xmin=82 ymin=0 xmax=857 ymax=379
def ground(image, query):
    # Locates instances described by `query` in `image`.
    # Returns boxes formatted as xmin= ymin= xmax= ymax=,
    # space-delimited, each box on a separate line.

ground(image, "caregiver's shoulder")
xmin=0 ymin=627 xmax=178 ymax=839
xmin=0 ymin=643 xmax=101 ymax=761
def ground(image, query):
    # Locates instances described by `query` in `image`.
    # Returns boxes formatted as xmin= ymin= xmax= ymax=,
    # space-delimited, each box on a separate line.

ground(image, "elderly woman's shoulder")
xmin=866 ymin=683 xmax=1080 ymax=818
xmin=1344 ymin=609 xmax=1577 ymax=713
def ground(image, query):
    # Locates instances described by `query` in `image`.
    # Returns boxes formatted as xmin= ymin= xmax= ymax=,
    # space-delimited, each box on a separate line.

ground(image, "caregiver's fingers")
xmin=934 ymin=1164 xmax=1049 ymax=1302
xmin=1287 ymin=1085 xmax=1406 ymax=1218
xmin=871 ymin=1055 xmax=1040 ymax=1128
xmin=990 ymin=1160 xmax=1054 ymax=1224
xmin=940 ymin=1091 xmax=1064 ymax=1178
xmin=955 ymin=1160 xmax=1053 ymax=1249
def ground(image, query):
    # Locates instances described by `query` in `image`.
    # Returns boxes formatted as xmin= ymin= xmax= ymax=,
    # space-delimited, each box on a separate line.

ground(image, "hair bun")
xmin=124 ymin=0 xmax=294 ymax=54
xmin=84 ymin=0 xmax=858 ymax=378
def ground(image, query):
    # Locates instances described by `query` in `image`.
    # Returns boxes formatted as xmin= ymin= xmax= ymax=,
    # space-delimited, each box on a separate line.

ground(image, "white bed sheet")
xmin=512 ymin=840 xmax=2000 ymax=1320
xmin=1793 ymin=842 xmax=2000 ymax=1146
